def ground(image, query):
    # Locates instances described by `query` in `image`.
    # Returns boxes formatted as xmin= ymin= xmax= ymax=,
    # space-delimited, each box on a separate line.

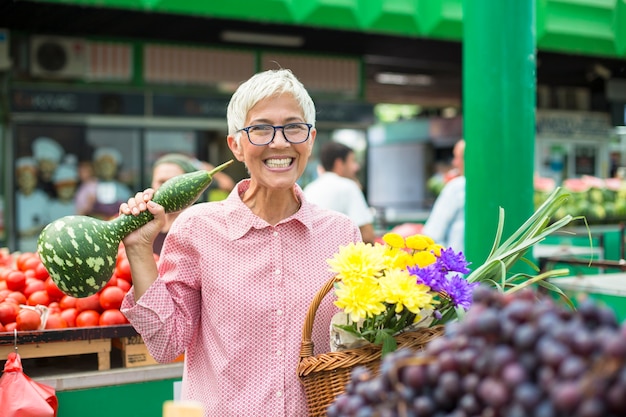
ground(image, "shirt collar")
xmin=225 ymin=179 xmax=314 ymax=240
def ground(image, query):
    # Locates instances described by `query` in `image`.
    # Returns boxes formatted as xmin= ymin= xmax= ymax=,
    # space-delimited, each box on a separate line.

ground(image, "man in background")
xmin=304 ymin=141 xmax=376 ymax=243
xmin=423 ymin=139 xmax=466 ymax=252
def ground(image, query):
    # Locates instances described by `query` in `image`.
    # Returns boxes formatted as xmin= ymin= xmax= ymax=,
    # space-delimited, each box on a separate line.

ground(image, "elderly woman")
xmin=120 ymin=69 xmax=362 ymax=416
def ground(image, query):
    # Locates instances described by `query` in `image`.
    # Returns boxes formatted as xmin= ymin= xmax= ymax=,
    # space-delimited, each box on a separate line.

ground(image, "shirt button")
xmin=273 ymin=231 xmax=279 ymax=237
xmin=276 ymin=350 xmax=282 ymax=356
xmin=276 ymin=391 xmax=283 ymax=398
xmin=275 ymin=269 xmax=281 ymax=275
xmin=276 ymin=310 xmax=283 ymax=316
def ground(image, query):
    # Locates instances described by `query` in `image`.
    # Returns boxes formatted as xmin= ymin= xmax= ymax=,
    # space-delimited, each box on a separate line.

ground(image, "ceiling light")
xmin=376 ymin=72 xmax=434 ymax=86
xmin=220 ymin=31 xmax=304 ymax=47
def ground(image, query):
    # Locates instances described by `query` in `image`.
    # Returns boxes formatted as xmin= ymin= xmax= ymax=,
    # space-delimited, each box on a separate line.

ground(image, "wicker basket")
xmin=298 ymin=277 xmax=445 ymax=417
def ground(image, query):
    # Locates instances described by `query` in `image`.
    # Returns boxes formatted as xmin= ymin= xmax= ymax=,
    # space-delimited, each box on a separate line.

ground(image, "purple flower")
xmin=442 ymin=274 xmax=479 ymax=311
xmin=408 ymin=264 xmax=445 ymax=292
xmin=437 ymin=248 xmax=471 ymax=274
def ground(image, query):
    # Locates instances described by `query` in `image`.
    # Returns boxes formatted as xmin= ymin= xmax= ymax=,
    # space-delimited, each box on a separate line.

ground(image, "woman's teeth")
xmin=265 ymin=158 xmax=292 ymax=168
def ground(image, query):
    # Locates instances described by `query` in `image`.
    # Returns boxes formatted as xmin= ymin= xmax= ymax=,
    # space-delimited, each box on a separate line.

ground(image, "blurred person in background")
xmin=32 ymin=136 xmax=65 ymax=199
xmin=49 ymin=156 xmax=80 ymax=220
xmin=15 ymin=157 xmax=50 ymax=252
xmin=304 ymin=141 xmax=376 ymax=243
xmin=150 ymin=153 xmax=235 ymax=254
xmin=423 ymin=139 xmax=466 ymax=252
xmin=119 ymin=68 xmax=361 ymax=416
xmin=74 ymin=147 xmax=132 ymax=219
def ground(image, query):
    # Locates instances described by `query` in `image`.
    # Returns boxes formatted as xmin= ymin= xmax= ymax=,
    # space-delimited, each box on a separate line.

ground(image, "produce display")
xmin=328 ymin=285 xmax=626 ymax=417
xmin=0 ymin=247 xmax=138 ymax=332
xmin=38 ymin=160 xmax=232 ymax=299
xmin=535 ymin=175 xmax=626 ymax=224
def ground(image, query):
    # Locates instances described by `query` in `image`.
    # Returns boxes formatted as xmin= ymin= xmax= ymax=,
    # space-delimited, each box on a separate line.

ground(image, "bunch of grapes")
xmin=327 ymin=285 xmax=626 ymax=417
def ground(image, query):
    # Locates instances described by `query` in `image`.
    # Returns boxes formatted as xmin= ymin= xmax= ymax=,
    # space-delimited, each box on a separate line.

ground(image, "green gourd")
xmin=37 ymin=159 xmax=233 ymax=298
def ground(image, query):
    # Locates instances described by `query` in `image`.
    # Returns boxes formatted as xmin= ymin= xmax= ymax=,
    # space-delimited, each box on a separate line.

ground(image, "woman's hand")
xmin=120 ymin=188 xmax=166 ymax=249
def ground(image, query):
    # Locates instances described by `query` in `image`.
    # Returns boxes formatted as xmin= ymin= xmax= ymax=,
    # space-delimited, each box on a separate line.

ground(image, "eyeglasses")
xmin=237 ymin=123 xmax=313 ymax=146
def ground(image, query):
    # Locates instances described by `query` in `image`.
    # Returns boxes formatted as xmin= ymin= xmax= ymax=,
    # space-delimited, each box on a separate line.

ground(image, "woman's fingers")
xmin=120 ymin=188 xmax=156 ymax=215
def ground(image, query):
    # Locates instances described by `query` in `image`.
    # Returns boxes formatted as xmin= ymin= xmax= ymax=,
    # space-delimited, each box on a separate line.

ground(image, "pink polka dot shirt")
xmin=122 ymin=179 xmax=362 ymax=416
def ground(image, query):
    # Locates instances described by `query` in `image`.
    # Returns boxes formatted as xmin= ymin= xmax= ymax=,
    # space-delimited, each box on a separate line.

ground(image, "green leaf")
xmin=377 ymin=331 xmax=398 ymax=357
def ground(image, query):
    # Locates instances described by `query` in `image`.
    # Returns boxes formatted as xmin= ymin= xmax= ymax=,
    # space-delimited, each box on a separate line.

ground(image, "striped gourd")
xmin=37 ymin=159 xmax=233 ymax=298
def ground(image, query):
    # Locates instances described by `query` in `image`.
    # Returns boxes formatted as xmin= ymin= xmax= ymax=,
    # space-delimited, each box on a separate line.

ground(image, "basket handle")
xmin=299 ymin=276 xmax=338 ymax=360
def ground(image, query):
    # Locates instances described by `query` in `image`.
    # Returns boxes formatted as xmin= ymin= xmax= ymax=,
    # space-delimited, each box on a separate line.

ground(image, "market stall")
xmin=0 ymin=325 xmax=183 ymax=417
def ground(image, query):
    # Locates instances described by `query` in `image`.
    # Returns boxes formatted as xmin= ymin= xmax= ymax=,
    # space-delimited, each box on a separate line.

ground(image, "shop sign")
xmin=152 ymin=94 xmax=230 ymax=118
xmin=10 ymin=88 xmax=144 ymax=115
xmin=536 ymin=110 xmax=611 ymax=139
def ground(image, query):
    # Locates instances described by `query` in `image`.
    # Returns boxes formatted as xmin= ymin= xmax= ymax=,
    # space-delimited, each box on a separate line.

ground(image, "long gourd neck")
xmin=108 ymin=211 xmax=154 ymax=240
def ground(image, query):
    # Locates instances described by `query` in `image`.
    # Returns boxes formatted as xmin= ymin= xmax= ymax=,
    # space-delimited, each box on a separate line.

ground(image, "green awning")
xmin=30 ymin=0 xmax=626 ymax=58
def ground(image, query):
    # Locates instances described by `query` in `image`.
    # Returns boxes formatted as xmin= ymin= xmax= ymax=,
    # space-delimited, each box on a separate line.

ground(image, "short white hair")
xmin=226 ymin=69 xmax=316 ymax=144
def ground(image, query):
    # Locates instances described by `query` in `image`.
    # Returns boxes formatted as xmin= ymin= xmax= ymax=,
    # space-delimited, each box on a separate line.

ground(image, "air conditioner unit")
xmin=30 ymin=36 xmax=88 ymax=79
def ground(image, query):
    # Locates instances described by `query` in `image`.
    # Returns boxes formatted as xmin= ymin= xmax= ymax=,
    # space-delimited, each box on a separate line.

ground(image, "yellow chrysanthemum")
xmin=413 ymin=250 xmax=437 ymax=268
xmin=378 ymin=269 xmax=435 ymax=314
xmin=327 ymin=242 xmax=386 ymax=284
xmin=382 ymin=232 xmax=405 ymax=249
xmin=427 ymin=244 xmax=444 ymax=257
xmin=334 ymin=281 xmax=386 ymax=322
xmin=405 ymin=234 xmax=431 ymax=251
xmin=384 ymin=249 xmax=414 ymax=270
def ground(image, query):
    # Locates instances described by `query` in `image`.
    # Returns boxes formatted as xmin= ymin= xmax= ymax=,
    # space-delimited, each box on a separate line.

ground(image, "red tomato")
xmin=115 ymin=257 xmax=132 ymax=282
xmin=99 ymin=309 xmax=128 ymax=326
xmin=99 ymin=286 xmax=125 ymax=311
xmin=0 ymin=302 xmax=19 ymax=325
xmin=16 ymin=308 xmax=41 ymax=331
xmin=16 ymin=253 xmax=37 ymax=272
xmin=59 ymin=295 xmax=78 ymax=310
xmin=23 ymin=279 xmax=46 ymax=298
xmin=6 ymin=271 xmax=26 ymax=292
xmin=0 ymin=280 xmax=7 ymax=291
xmin=0 ymin=322 xmax=5 ymax=332
xmin=76 ymin=294 xmax=102 ymax=313
xmin=6 ymin=291 xmax=27 ymax=305
xmin=45 ymin=277 xmax=65 ymax=301
xmin=0 ymin=267 xmax=12 ymax=281
xmin=60 ymin=308 xmax=78 ymax=327
xmin=21 ymin=256 xmax=42 ymax=272
xmin=0 ymin=250 xmax=13 ymax=268
xmin=4 ymin=322 xmax=16 ymax=332
xmin=48 ymin=301 xmax=61 ymax=314
xmin=34 ymin=263 xmax=50 ymax=280
xmin=75 ymin=310 xmax=100 ymax=327
xmin=45 ymin=313 xmax=68 ymax=329
xmin=103 ymin=276 xmax=118 ymax=289
xmin=116 ymin=278 xmax=131 ymax=293
xmin=0 ymin=289 xmax=11 ymax=302
xmin=27 ymin=290 xmax=50 ymax=306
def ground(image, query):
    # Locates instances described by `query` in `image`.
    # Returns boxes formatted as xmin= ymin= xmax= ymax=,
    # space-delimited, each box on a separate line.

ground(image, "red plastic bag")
xmin=0 ymin=351 xmax=58 ymax=417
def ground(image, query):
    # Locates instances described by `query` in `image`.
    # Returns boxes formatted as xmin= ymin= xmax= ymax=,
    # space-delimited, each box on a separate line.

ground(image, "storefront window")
xmin=11 ymin=124 xmax=142 ymax=252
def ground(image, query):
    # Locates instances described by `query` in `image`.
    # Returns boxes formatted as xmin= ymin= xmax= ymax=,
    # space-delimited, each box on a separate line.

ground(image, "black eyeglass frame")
xmin=236 ymin=123 xmax=313 ymax=146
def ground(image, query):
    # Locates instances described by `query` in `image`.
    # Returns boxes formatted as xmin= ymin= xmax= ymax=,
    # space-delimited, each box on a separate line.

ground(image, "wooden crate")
xmin=0 ymin=338 xmax=112 ymax=370
xmin=113 ymin=335 xmax=184 ymax=368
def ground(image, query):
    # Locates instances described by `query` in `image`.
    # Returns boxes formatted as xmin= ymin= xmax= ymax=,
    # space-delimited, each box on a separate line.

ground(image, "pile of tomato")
xmin=0 ymin=245 xmax=137 ymax=332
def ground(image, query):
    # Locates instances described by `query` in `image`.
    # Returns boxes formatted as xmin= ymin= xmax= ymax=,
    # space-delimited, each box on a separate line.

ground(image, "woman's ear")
xmin=227 ymin=135 xmax=245 ymax=162
xmin=306 ymin=128 xmax=317 ymax=157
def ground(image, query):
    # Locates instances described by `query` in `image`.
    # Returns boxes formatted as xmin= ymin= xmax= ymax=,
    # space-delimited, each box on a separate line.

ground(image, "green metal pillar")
xmin=463 ymin=0 xmax=536 ymax=265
